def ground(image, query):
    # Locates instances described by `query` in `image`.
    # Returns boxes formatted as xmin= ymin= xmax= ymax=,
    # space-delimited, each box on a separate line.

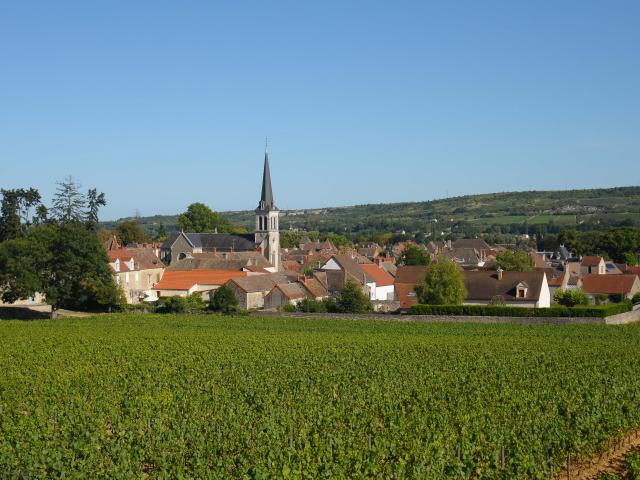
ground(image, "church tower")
xmin=255 ymin=145 xmax=280 ymax=270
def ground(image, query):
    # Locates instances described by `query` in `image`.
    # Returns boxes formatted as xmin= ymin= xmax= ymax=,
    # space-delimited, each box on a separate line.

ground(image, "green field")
xmin=1 ymin=315 xmax=640 ymax=479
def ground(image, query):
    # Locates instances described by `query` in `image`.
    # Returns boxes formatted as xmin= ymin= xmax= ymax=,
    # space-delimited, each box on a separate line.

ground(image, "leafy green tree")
xmin=323 ymin=233 xmax=350 ymax=249
xmin=178 ymin=203 xmax=232 ymax=233
xmin=0 ymin=224 xmax=124 ymax=312
xmin=496 ymin=250 xmax=534 ymax=272
xmin=398 ymin=244 xmax=431 ymax=266
xmin=85 ymin=188 xmax=106 ymax=231
xmin=415 ymin=257 xmax=466 ymax=305
xmin=115 ymin=220 xmax=148 ymax=246
xmin=0 ymin=188 xmax=42 ymax=241
xmin=623 ymin=252 xmax=638 ymax=266
xmin=154 ymin=222 xmax=168 ymax=241
xmin=553 ymin=289 xmax=589 ymax=307
xmin=336 ymin=279 xmax=372 ymax=313
xmin=51 ymin=176 xmax=86 ymax=224
xmin=210 ymin=285 xmax=238 ymax=313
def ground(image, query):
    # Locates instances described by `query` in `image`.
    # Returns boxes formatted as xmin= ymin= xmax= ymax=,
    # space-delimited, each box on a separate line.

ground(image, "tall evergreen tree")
xmin=85 ymin=188 xmax=106 ymax=231
xmin=51 ymin=176 xmax=86 ymax=224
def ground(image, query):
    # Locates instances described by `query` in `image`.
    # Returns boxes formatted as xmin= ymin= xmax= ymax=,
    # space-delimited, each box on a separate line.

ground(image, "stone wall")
xmin=253 ymin=309 xmax=640 ymax=326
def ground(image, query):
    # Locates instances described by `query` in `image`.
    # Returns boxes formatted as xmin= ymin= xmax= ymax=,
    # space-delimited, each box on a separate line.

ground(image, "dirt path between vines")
xmin=558 ymin=428 xmax=640 ymax=480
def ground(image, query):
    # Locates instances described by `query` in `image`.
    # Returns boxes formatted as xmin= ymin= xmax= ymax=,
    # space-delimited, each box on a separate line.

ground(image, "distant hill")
xmin=101 ymin=186 xmax=640 ymax=238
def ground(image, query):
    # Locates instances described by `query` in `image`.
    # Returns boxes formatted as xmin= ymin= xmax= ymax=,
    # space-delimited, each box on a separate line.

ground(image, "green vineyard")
xmin=1 ymin=315 xmax=640 ymax=478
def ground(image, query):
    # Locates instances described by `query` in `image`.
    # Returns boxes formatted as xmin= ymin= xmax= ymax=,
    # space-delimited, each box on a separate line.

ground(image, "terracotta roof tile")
xmin=581 ymin=256 xmax=604 ymax=267
xmin=581 ymin=274 xmax=639 ymax=295
xmin=155 ymin=270 xmax=246 ymax=291
xmin=360 ymin=264 xmax=395 ymax=286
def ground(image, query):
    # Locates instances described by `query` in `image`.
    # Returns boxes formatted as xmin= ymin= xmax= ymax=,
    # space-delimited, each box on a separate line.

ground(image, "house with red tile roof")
xmin=393 ymin=265 xmax=429 ymax=309
xmin=581 ymin=256 xmax=606 ymax=276
xmin=320 ymin=254 xmax=395 ymax=301
xmin=581 ymin=274 xmax=640 ymax=300
xmin=154 ymin=269 xmax=246 ymax=300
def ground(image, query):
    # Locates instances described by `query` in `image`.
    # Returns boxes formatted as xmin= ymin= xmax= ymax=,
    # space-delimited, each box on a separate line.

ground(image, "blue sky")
xmin=1 ymin=1 xmax=639 ymax=220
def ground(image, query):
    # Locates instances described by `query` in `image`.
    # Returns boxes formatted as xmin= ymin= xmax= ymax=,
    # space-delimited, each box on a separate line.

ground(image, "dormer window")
xmin=515 ymin=281 xmax=528 ymax=299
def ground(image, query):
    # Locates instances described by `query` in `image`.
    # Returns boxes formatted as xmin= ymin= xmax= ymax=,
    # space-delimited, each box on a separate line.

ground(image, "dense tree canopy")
xmin=496 ymin=250 xmax=534 ymax=272
xmin=178 ymin=203 xmax=232 ymax=233
xmin=0 ymin=224 xmax=124 ymax=311
xmin=115 ymin=220 xmax=148 ymax=246
xmin=558 ymin=228 xmax=640 ymax=263
xmin=0 ymin=188 xmax=42 ymax=241
xmin=398 ymin=244 xmax=431 ymax=266
xmin=415 ymin=258 xmax=466 ymax=305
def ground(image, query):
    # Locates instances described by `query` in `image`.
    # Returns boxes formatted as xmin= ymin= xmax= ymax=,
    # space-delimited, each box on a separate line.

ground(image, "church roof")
xmin=162 ymin=232 xmax=257 ymax=252
xmin=257 ymin=149 xmax=277 ymax=211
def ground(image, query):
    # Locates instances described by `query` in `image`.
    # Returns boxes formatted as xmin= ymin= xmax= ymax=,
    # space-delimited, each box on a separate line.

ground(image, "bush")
xmin=157 ymin=293 xmax=206 ymax=314
xmin=409 ymin=303 xmax=631 ymax=318
xmin=282 ymin=303 xmax=297 ymax=312
xmin=295 ymin=298 xmax=331 ymax=313
xmin=120 ymin=302 xmax=155 ymax=313
xmin=554 ymin=289 xmax=589 ymax=307
xmin=210 ymin=285 xmax=238 ymax=313
xmin=633 ymin=292 xmax=640 ymax=304
xmin=335 ymin=280 xmax=372 ymax=313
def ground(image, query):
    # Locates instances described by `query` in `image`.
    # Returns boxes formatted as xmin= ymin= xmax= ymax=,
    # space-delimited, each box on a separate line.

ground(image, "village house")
xmin=580 ymin=256 xmax=606 ymax=276
xmin=394 ymin=265 xmax=429 ymax=310
xmin=153 ymin=270 xmax=246 ymax=300
xmin=263 ymin=277 xmax=328 ymax=309
xmin=225 ymin=272 xmax=299 ymax=309
xmin=320 ymin=254 xmax=395 ymax=301
xmin=107 ymin=247 xmax=165 ymax=304
xmin=463 ymin=269 xmax=551 ymax=308
xmin=581 ymin=274 xmax=640 ymax=301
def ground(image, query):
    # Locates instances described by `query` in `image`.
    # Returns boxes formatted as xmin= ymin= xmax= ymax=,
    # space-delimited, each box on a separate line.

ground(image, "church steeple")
xmin=258 ymin=143 xmax=276 ymax=211
xmin=254 ymin=141 xmax=280 ymax=271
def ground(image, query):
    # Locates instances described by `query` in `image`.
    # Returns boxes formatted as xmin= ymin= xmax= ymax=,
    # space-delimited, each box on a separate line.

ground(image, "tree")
xmin=51 ymin=176 xmax=86 ymax=224
xmin=0 ymin=188 xmax=42 ymax=241
xmin=336 ymin=279 xmax=372 ymax=313
xmin=554 ymin=289 xmax=589 ymax=307
xmin=85 ymin=188 xmax=106 ymax=231
xmin=0 ymin=224 xmax=124 ymax=313
xmin=398 ymin=244 xmax=431 ymax=266
xmin=210 ymin=285 xmax=238 ymax=313
xmin=153 ymin=222 xmax=168 ymax=242
xmin=496 ymin=250 xmax=534 ymax=272
xmin=178 ymin=203 xmax=232 ymax=233
xmin=415 ymin=257 xmax=466 ymax=305
xmin=115 ymin=220 xmax=148 ymax=246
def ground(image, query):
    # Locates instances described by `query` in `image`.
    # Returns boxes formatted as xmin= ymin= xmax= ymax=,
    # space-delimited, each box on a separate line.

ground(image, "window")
xmin=517 ymin=288 xmax=525 ymax=298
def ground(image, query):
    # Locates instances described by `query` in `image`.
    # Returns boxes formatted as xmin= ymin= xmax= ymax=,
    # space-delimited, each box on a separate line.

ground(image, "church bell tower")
xmin=255 ymin=144 xmax=280 ymax=270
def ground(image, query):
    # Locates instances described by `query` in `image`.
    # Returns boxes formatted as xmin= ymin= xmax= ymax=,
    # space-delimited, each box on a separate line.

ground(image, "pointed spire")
xmin=259 ymin=141 xmax=275 ymax=210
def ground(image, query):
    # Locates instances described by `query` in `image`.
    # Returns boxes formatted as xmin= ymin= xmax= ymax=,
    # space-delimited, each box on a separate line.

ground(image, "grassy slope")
xmin=102 ymin=186 xmax=640 ymax=234
xmin=1 ymin=314 xmax=640 ymax=478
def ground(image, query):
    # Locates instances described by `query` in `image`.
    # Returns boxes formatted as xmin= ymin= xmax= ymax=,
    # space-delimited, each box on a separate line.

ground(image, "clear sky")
xmin=1 ymin=1 xmax=639 ymax=220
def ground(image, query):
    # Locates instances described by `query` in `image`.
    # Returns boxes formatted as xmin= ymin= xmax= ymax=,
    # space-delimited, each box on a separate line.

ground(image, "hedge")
xmin=409 ymin=303 xmax=631 ymax=318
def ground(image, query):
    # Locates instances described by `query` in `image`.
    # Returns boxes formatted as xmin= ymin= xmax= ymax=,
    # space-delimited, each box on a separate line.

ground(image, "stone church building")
xmin=160 ymin=149 xmax=281 ymax=270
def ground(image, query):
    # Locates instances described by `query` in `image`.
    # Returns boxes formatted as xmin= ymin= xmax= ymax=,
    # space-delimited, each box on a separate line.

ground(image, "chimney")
xmin=497 ymin=267 xmax=503 ymax=280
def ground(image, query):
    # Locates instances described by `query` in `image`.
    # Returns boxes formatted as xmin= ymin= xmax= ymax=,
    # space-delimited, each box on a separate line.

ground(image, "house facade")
xmin=107 ymin=248 xmax=165 ymax=304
